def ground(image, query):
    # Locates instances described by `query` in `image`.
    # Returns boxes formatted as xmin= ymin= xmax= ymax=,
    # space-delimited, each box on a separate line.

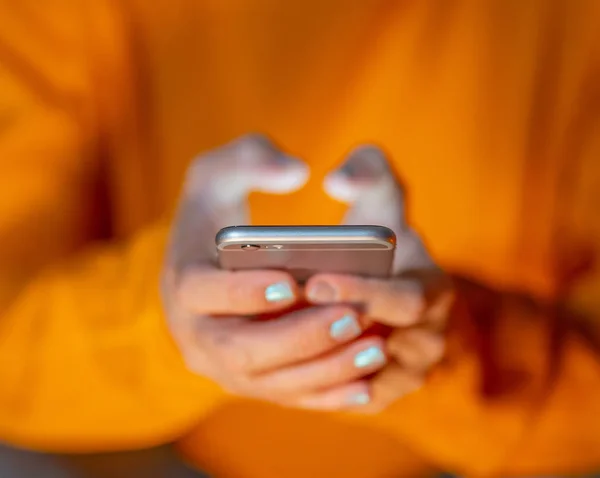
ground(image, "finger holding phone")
xmin=164 ymin=135 xmax=390 ymax=410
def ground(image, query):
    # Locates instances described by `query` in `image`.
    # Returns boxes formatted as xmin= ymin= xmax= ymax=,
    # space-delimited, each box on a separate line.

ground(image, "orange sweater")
xmin=1 ymin=1 xmax=599 ymax=476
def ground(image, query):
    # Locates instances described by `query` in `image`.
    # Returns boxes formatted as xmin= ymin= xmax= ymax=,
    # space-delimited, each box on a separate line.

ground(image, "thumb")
xmin=323 ymin=145 xmax=433 ymax=273
xmin=324 ymin=145 xmax=405 ymax=231
xmin=169 ymin=134 xmax=309 ymax=270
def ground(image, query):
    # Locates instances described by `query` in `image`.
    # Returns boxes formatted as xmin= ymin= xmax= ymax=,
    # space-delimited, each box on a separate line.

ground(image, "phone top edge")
xmin=215 ymin=225 xmax=396 ymax=248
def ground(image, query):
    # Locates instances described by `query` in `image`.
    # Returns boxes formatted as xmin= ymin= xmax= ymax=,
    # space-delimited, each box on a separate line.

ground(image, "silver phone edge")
xmin=215 ymin=225 xmax=396 ymax=250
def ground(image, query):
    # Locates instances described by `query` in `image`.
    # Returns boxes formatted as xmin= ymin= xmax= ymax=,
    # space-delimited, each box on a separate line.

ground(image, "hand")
xmin=162 ymin=135 xmax=390 ymax=410
xmin=305 ymin=146 xmax=454 ymax=412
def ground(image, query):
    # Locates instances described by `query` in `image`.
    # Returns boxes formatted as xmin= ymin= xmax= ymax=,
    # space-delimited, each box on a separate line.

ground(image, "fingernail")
xmin=265 ymin=282 xmax=294 ymax=302
xmin=347 ymin=392 xmax=371 ymax=406
xmin=354 ymin=346 xmax=386 ymax=369
xmin=329 ymin=314 xmax=361 ymax=342
xmin=308 ymin=281 xmax=336 ymax=303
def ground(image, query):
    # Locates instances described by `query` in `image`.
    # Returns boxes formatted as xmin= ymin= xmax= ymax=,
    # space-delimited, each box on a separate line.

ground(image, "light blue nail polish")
xmin=354 ymin=346 xmax=386 ymax=369
xmin=329 ymin=314 xmax=361 ymax=341
xmin=265 ymin=282 xmax=294 ymax=302
xmin=348 ymin=392 xmax=371 ymax=406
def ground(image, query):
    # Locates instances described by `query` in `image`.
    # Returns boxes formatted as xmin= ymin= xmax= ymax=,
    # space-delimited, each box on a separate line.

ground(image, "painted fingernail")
xmin=354 ymin=346 xmax=386 ymax=369
xmin=329 ymin=314 xmax=361 ymax=342
xmin=308 ymin=281 xmax=336 ymax=303
xmin=347 ymin=391 xmax=371 ymax=406
xmin=265 ymin=282 xmax=294 ymax=302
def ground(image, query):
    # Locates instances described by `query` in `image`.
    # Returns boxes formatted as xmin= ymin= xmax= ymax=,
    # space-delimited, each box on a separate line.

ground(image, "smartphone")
xmin=216 ymin=225 xmax=396 ymax=282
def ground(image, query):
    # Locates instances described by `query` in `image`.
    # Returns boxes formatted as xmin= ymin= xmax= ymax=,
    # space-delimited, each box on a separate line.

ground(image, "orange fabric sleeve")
xmin=0 ymin=3 xmax=221 ymax=451
xmin=0 ymin=226 xmax=223 ymax=451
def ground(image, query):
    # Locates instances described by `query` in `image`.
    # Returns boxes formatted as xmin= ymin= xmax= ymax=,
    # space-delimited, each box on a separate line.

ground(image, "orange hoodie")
xmin=0 ymin=1 xmax=599 ymax=477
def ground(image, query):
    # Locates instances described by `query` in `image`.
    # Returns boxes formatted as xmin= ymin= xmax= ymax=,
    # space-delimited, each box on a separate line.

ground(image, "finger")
xmin=253 ymin=336 xmax=387 ymax=396
xmin=305 ymin=271 xmax=453 ymax=328
xmin=177 ymin=266 xmax=298 ymax=315
xmin=357 ymin=362 xmax=424 ymax=414
xmin=294 ymin=381 xmax=372 ymax=411
xmin=324 ymin=145 xmax=405 ymax=231
xmin=386 ymin=328 xmax=445 ymax=372
xmin=323 ymin=145 xmax=434 ymax=273
xmin=305 ymin=273 xmax=419 ymax=326
xmin=169 ymin=134 xmax=310 ymax=270
xmin=202 ymin=305 xmax=367 ymax=374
